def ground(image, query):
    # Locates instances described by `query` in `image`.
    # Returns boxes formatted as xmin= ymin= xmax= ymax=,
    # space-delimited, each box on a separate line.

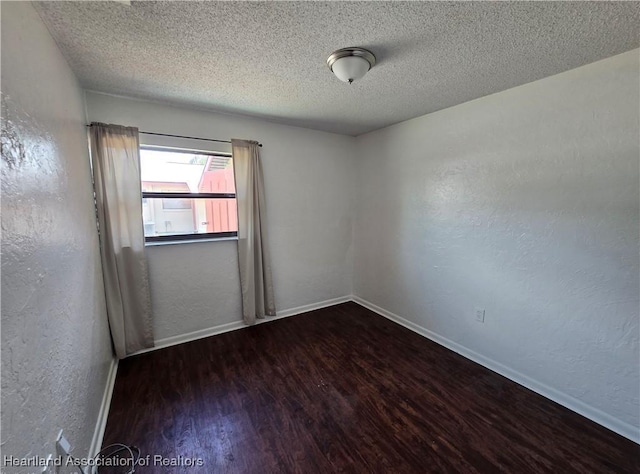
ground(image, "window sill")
xmin=145 ymin=236 xmax=238 ymax=247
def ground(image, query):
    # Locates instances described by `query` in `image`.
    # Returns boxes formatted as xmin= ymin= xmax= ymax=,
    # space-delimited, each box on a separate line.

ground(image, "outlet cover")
xmin=56 ymin=430 xmax=71 ymax=456
xmin=475 ymin=308 xmax=485 ymax=323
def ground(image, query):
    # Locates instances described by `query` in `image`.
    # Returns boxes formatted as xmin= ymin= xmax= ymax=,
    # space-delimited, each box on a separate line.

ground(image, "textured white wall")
xmin=86 ymin=92 xmax=356 ymax=339
xmin=1 ymin=1 xmax=114 ymax=466
xmin=353 ymin=50 xmax=640 ymax=439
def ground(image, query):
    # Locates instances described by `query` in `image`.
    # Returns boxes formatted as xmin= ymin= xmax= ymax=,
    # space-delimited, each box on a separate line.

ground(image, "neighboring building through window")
xmin=140 ymin=147 xmax=237 ymax=242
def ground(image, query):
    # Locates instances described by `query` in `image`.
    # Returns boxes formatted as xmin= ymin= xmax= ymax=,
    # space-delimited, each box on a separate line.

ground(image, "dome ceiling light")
xmin=327 ymin=47 xmax=376 ymax=84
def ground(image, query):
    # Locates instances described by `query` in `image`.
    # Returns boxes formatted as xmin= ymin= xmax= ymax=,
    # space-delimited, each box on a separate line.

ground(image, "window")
xmin=140 ymin=146 xmax=237 ymax=242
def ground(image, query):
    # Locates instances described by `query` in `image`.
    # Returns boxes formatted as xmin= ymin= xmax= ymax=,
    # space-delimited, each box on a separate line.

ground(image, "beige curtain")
xmin=232 ymin=139 xmax=276 ymax=324
xmin=90 ymin=123 xmax=154 ymax=358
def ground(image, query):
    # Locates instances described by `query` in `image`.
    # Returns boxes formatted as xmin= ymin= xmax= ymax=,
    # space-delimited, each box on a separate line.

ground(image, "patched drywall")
xmin=353 ymin=50 xmax=640 ymax=438
xmin=85 ymin=92 xmax=356 ymax=340
xmin=1 ymin=1 xmax=113 ymax=466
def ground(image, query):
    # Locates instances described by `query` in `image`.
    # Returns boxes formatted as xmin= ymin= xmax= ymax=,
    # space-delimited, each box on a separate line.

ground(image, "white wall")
xmin=353 ymin=50 xmax=640 ymax=440
xmin=1 ymin=1 xmax=114 ymax=465
xmin=86 ymin=92 xmax=356 ymax=340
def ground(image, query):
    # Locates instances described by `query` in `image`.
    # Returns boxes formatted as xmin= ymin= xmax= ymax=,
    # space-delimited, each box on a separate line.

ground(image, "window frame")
xmin=140 ymin=146 xmax=238 ymax=243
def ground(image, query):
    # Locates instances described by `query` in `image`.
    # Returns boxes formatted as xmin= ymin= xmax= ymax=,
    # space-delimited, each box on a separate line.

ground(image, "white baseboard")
xmin=275 ymin=295 xmax=352 ymax=318
xmin=133 ymin=320 xmax=247 ymax=355
xmin=131 ymin=295 xmax=353 ymax=356
xmin=88 ymin=356 xmax=119 ymax=458
xmin=352 ymin=295 xmax=639 ymax=444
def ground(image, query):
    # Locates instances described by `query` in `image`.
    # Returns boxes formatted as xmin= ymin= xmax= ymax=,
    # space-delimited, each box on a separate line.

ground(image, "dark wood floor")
xmin=102 ymin=302 xmax=639 ymax=473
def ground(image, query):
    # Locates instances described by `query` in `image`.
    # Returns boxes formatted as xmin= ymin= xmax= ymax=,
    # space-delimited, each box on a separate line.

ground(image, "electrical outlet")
xmin=56 ymin=430 xmax=71 ymax=457
xmin=53 ymin=431 xmax=89 ymax=474
xmin=475 ymin=308 xmax=485 ymax=323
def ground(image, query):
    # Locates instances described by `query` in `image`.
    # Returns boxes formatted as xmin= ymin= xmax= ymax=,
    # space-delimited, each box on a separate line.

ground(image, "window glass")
xmin=140 ymin=148 xmax=237 ymax=241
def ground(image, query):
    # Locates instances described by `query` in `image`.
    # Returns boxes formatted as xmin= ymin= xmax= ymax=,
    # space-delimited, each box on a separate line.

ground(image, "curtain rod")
xmin=86 ymin=124 xmax=262 ymax=147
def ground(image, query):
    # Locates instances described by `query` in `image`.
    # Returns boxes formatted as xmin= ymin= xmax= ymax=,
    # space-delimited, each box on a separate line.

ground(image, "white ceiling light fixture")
xmin=327 ymin=47 xmax=376 ymax=84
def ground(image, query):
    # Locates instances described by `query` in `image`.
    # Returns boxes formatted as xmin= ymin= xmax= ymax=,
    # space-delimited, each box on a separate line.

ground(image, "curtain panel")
xmin=90 ymin=123 xmax=154 ymax=358
xmin=232 ymin=139 xmax=276 ymax=324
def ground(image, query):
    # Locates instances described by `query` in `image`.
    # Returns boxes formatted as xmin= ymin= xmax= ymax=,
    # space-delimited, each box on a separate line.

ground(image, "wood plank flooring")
xmin=102 ymin=302 xmax=639 ymax=473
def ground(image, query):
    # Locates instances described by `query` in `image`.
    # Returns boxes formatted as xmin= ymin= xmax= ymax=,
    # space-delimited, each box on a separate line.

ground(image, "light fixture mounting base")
xmin=327 ymin=47 xmax=376 ymax=72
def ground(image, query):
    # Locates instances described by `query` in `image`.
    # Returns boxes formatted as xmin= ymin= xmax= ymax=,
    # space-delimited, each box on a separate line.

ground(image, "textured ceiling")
xmin=33 ymin=1 xmax=639 ymax=136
